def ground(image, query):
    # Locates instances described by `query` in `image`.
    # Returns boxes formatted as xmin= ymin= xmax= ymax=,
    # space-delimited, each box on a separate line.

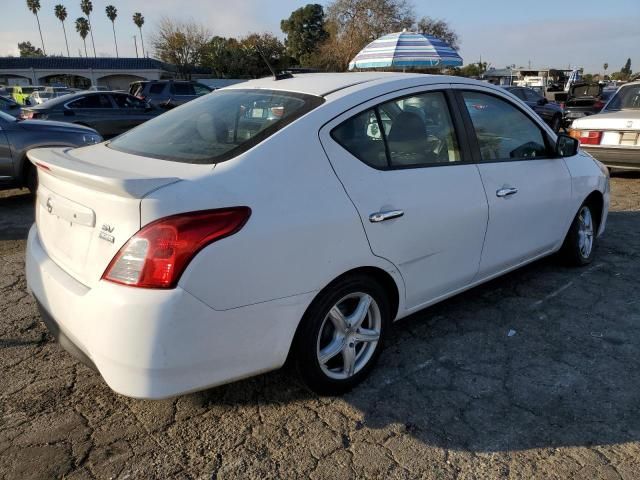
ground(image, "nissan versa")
xmin=26 ymin=73 xmax=609 ymax=399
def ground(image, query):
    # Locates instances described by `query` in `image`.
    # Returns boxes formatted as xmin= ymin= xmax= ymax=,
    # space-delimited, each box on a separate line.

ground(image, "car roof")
xmin=224 ymin=72 xmax=431 ymax=97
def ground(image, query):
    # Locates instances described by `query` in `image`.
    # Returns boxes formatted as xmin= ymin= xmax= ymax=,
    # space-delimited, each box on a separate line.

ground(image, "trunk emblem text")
xmin=99 ymin=224 xmax=115 ymax=243
xmin=46 ymin=197 xmax=53 ymax=214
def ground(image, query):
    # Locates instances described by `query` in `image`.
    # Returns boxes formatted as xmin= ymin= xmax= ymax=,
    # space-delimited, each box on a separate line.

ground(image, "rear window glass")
xmin=108 ymin=89 xmax=324 ymax=164
xmin=604 ymin=86 xmax=640 ymax=111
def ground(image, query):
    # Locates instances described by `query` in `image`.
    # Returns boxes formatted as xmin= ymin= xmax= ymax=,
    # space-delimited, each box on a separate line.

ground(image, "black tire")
xmin=25 ymin=163 xmax=38 ymax=195
xmin=559 ymin=202 xmax=597 ymax=266
xmin=550 ymin=115 xmax=562 ymax=133
xmin=292 ymin=274 xmax=391 ymax=395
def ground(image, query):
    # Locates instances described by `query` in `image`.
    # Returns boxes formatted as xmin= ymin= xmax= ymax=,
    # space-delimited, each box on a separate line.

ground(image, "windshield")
xmin=109 ymin=89 xmax=324 ymax=164
xmin=604 ymin=85 xmax=640 ymax=111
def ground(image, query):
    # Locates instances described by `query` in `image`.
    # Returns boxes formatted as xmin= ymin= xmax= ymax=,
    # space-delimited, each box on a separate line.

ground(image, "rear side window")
xmin=462 ymin=91 xmax=548 ymax=161
xmin=171 ymin=83 xmax=196 ymax=95
xmin=149 ymin=83 xmax=165 ymax=94
xmin=109 ymin=89 xmax=324 ymax=164
xmin=67 ymin=94 xmax=112 ymax=109
xmin=332 ymin=91 xmax=461 ymax=169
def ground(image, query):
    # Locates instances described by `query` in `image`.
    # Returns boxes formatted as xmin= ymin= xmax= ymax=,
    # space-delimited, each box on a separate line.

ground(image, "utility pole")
xmin=133 ymin=35 xmax=139 ymax=58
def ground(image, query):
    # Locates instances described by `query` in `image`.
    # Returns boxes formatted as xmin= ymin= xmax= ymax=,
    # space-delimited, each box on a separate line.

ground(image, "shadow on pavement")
xmin=0 ymin=190 xmax=34 ymax=242
xmin=191 ymin=211 xmax=640 ymax=453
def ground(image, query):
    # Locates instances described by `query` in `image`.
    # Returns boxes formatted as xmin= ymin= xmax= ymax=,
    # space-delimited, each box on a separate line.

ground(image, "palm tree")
xmin=26 ymin=0 xmax=46 ymax=55
xmin=105 ymin=5 xmax=118 ymax=57
xmin=55 ymin=5 xmax=70 ymax=57
xmin=75 ymin=17 xmax=90 ymax=58
xmin=133 ymin=12 xmax=145 ymax=57
xmin=80 ymin=0 xmax=96 ymax=58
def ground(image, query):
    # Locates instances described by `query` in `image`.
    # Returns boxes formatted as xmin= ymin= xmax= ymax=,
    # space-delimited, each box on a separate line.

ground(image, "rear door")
xmin=454 ymin=86 xmax=573 ymax=277
xmin=65 ymin=94 xmax=117 ymax=136
xmin=320 ymin=87 xmax=488 ymax=309
xmin=109 ymin=93 xmax=152 ymax=134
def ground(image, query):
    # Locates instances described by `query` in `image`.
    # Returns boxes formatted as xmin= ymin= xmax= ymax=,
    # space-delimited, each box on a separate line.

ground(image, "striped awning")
xmin=348 ymin=31 xmax=462 ymax=70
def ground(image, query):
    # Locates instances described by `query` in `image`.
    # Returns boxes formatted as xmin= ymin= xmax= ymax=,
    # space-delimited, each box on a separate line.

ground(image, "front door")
xmin=456 ymin=88 xmax=573 ymax=277
xmin=320 ymin=88 xmax=488 ymax=309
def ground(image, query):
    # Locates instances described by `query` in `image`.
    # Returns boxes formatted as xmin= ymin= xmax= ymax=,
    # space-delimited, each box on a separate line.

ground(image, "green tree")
xmin=55 ymin=5 xmax=70 ymax=57
xmin=621 ymin=58 xmax=632 ymax=77
xmin=280 ymin=4 xmax=328 ymax=66
xmin=106 ymin=5 xmax=119 ymax=57
xmin=75 ymin=17 xmax=90 ymax=58
xmin=133 ymin=13 xmax=146 ymax=57
xmin=415 ymin=16 xmax=459 ymax=50
xmin=80 ymin=0 xmax=97 ymax=58
xmin=26 ymin=0 xmax=46 ymax=55
xmin=18 ymin=41 xmax=45 ymax=57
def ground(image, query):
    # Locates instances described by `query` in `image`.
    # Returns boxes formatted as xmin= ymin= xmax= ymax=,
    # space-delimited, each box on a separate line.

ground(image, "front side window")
xmin=462 ymin=91 xmax=548 ymax=161
xmin=332 ymin=91 xmax=461 ymax=169
xmin=171 ymin=83 xmax=196 ymax=95
xmin=523 ymin=89 xmax=542 ymax=102
xmin=149 ymin=83 xmax=165 ymax=95
xmin=194 ymin=83 xmax=212 ymax=96
xmin=112 ymin=94 xmax=146 ymax=109
xmin=109 ymin=89 xmax=323 ymax=164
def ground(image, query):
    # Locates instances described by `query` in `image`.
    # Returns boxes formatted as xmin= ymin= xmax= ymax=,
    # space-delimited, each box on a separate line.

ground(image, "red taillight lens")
xmin=102 ymin=207 xmax=251 ymax=289
xmin=559 ymin=102 xmax=565 ymax=109
xmin=570 ymin=130 xmax=602 ymax=145
xmin=593 ymin=100 xmax=605 ymax=110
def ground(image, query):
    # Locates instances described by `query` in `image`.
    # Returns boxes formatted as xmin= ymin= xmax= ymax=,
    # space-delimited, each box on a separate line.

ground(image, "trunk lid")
xmin=28 ymin=144 xmax=189 ymax=287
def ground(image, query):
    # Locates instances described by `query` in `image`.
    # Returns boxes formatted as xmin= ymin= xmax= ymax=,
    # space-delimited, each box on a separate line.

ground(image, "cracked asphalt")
xmin=1 ymin=173 xmax=640 ymax=479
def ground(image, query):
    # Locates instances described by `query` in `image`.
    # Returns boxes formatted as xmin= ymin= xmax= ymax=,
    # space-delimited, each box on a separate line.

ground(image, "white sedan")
xmin=26 ymin=73 xmax=609 ymax=399
xmin=570 ymin=81 xmax=640 ymax=170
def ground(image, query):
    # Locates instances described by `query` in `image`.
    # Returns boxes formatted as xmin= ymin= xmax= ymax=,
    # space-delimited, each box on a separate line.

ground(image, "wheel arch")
xmin=583 ymin=190 xmax=604 ymax=230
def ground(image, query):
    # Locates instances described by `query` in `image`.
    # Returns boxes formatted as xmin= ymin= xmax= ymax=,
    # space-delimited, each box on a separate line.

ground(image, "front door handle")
xmin=369 ymin=210 xmax=404 ymax=223
xmin=496 ymin=187 xmax=518 ymax=198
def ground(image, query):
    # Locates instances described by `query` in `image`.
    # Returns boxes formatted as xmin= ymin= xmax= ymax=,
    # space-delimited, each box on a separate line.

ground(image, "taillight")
xmin=593 ymin=100 xmax=605 ymax=110
xmin=559 ymin=102 xmax=565 ymax=109
xmin=21 ymin=110 xmax=34 ymax=119
xmin=102 ymin=207 xmax=251 ymax=289
xmin=570 ymin=130 xmax=602 ymax=145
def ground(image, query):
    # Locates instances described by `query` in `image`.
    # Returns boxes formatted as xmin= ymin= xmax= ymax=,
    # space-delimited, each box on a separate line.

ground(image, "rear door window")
xmin=149 ymin=83 xmax=165 ymax=95
xmin=111 ymin=93 xmax=147 ymax=109
xmin=171 ymin=83 xmax=196 ymax=95
xmin=67 ymin=94 xmax=113 ymax=109
xmin=461 ymin=91 xmax=548 ymax=161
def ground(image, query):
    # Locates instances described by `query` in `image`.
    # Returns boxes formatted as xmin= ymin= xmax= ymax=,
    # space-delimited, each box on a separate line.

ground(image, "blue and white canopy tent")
xmin=348 ymin=31 xmax=462 ymax=71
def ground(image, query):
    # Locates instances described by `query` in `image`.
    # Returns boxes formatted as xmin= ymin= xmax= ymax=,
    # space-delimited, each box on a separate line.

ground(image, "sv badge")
xmin=99 ymin=224 xmax=115 ymax=243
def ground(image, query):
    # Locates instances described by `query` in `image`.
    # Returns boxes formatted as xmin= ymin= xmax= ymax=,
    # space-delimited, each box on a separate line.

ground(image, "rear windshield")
xmin=604 ymin=85 xmax=640 ymax=111
xmin=108 ymin=89 xmax=324 ymax=164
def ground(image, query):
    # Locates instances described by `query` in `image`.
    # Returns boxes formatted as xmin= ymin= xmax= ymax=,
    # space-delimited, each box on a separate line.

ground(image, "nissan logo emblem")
xmin=46 ymin=197 xmax=53 ymax=214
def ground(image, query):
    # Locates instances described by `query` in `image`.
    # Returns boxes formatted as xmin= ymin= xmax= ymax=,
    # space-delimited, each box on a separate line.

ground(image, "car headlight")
xmin=82 ymin=133 xmax=103 ymax=145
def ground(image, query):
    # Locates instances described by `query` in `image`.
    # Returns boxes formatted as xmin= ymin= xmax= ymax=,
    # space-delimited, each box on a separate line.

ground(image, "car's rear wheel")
xmin=293 ymin=275 xmax=390 ymax=395
xmin=560 ymin=202 xmax=597 ymax=266
xmin=25 ymin=163 xmax=38 ymax=195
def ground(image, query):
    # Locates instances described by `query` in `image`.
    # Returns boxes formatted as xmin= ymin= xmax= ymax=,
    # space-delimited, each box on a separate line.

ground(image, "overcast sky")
xmin=2 ymin=0 xmax=638 ymax=74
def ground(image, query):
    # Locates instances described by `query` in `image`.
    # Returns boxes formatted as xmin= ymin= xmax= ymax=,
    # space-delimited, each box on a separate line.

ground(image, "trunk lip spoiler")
xmin=28 ymin=147 xmax=181 ymax=199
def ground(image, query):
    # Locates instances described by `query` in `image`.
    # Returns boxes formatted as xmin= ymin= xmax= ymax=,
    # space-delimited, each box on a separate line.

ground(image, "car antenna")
xmin=256 ymin=47 xmax=293 ymax=81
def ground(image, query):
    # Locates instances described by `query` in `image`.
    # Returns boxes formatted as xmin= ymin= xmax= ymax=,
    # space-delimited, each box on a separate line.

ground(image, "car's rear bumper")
xmin=26 ymin=224 xmax=314 ymax=399
xmin=582 ymin=146 xmax=640 ymax=170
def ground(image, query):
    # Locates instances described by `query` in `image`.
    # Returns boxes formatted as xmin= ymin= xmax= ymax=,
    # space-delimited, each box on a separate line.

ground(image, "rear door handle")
xmin=496 ymin=187 xmax=518 ymax=198
xmin=369 ymin=210 xmax=404 ymax=223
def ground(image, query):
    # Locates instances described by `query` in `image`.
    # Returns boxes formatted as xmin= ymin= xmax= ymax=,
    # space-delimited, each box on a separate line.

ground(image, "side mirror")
xmin=556 ymin=134 xmax=579 ymax=157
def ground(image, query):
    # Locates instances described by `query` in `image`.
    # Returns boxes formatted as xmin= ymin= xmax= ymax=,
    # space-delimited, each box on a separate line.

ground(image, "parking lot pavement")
xmin=1 ymin=174 xmax=640 ymax=480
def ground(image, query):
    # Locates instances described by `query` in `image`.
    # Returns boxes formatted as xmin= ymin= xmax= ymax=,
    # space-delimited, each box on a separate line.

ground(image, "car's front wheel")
xmin=560 ymin=202 xmax=597 ymax=266
xmin=293 ymin=275 xmax=390 ymax=395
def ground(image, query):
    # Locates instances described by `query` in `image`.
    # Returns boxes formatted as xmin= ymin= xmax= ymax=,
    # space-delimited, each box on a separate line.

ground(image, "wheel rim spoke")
xmin=348 ymin=294 xmax=372 ymax=329
xmin=319 ymin=337 xmax=345 ymax=364
xmin=342 ymin=343 xmax=356 ymax=377
xmin=353 ymin=328 xmax=380 ymax=343
xmin=328 ymin=306 xmax=348 ymax=334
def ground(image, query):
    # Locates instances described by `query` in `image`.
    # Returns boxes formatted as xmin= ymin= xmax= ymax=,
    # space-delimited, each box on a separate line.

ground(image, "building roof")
xmin=0 ymin=57 xmax=172 ymax=71
xmin=484 ymin=68 xmax=516 ymax=77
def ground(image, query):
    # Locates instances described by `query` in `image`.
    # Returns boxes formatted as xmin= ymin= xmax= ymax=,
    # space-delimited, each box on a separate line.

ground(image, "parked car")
xmin=10 ymin=85 xmax=44 ymax=105
xmin=0 ymin=110 xmax=101 ymax=192
xmin=20 ymin=91 xmax=161 ymax=138
xmin=129 ymin=80 xmax=212 ymax=109
xmin=569 ymin=81 xmax=640 ymax=170
xmin=26 ymin=73 xmax=609 ymax=399
xmin=563 ymin=83 xmax=614 ymax=125
xmin=503 ymin=86 xmax=565 ymax=132
xmin=88 ymin=85 xmax=110 ymax=91
xmin=0 ymin=95 xmax=22 ymax=118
